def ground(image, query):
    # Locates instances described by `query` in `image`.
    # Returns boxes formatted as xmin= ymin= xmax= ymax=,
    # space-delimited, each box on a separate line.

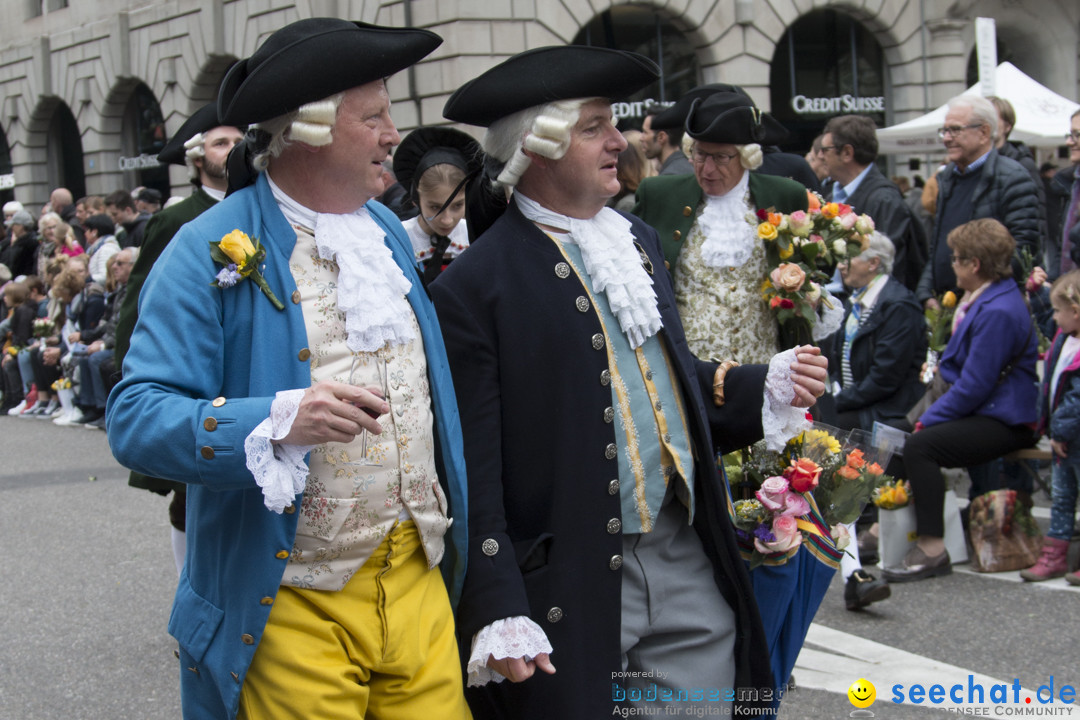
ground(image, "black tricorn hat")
xmin=218 ymin=18 xmax=442 ymax=126
xmin=685 ymin=92 xmax=788 ymax=146
xmin=649 ymin=83 xmax=748 ymax=131
xmin=392 ymin=126 xmax=483 ymax=204
xmin=443 ymin=46 xmax=660 ymax=127
xmin=157 ymin=103 xmax=234 ymax=165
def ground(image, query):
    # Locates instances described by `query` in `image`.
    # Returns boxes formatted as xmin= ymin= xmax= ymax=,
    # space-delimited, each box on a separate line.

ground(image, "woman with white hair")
xmin=632 ymin=92 xmax=814 ymax=364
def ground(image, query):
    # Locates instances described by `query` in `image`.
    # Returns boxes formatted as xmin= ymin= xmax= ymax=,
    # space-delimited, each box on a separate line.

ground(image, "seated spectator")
xmin=610 ymin=129 xmax=651 ymax=212
xmin=56 ymin=222 xmax=84 ymax=259
xmin=2 ymin=210 xmax=38 ymax=278
xmin=83 ymin=214 xmax=120 ymax=284
xmin=68 ymin=247 xmax=135 ymax=429
xmin=887 ymin=218 xmax=1038 ymax=583
xmin=822 ymin=232 xmax=928 ymax=431
xmin=2 ymin=280 xmax=37 ymax=414
xmin=105 ymin=190 xmax=150 ymax=248
xmin=12 ymin=276 xmax=55 ymax=417
xmin=37 ymin=212 xmax=62 ymax=272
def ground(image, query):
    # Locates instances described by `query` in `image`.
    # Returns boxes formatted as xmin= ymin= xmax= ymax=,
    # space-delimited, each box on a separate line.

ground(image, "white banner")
xmin=0 ymin=173 xmax=14 ymax=190
xmin=975 ymin=17 xmax=997 ymax=97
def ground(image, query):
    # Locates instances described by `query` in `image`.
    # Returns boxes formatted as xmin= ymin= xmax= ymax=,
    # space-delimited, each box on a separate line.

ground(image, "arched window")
xmin=770 ymin=10 xmax=886 ymax=152
xmin=0 ymin=126 xmax=13 ymax=205
xmin=47 ymin=103 xmax=85 ymax=200
xmin=119 ymin=83 xmax=169 ymax=198
xmin=574 ymin=7 xmax=699 ymax=129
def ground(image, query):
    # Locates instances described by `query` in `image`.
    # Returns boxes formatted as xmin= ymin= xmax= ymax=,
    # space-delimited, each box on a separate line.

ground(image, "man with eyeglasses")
xmin=915 ymin=94 xmax=1041 ymax=309
xmin=633 ymin=91 xmax=814 ymax=362
xmin=1048 ymin=110 xmax=1080 ymax=275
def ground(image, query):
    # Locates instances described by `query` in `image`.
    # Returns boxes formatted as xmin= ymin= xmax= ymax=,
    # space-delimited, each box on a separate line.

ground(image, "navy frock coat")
xmin=430 ymin=202 xmax=774 ymax=719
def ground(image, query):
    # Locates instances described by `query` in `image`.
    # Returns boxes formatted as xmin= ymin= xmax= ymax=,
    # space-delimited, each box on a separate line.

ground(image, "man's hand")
xmin=789 ymin=345 xmax=828 ymax=407
xmin=1051 ymin=439 xmax=1068 ymax=459
xmin=486 ymin=653 xmax=556 ymax=683
xmin=276 ymin=380 xmax=388 ymax=446
xmin=68 ymin=331 xmax=81 ymax=343
xmin=42 ymin=347 xmax=61 ymax=365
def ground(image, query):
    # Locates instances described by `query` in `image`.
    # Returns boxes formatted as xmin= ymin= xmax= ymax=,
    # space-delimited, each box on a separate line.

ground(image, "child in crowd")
xmin=1022 ymin=269 xmax=1080 ymax=582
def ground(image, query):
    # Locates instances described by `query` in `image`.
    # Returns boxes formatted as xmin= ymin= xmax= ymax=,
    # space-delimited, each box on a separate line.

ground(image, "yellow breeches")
xmin=239 ymin=521 xmax=471 ymax=720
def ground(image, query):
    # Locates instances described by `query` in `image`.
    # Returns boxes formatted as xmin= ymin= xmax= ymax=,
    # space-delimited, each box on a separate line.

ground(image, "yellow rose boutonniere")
xmin=210 ymin=229 xmax=284 ymax=310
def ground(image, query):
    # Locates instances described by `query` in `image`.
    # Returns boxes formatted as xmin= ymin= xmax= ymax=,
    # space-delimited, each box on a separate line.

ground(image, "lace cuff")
xmin=243 ymin=388 xmax=317 ymax=513
xmin=811 ymin=289 xmax=845 ymax=341
xmin=467 ymin=616 xmax=554 ymax=687
xmin=761 ymin=348 xmax=812 ymax=451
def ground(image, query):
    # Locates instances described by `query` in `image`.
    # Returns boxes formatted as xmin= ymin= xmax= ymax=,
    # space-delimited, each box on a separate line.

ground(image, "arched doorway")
xmin=46 ymin=103 xmax=86 ymax=201
xmin=769 ymin=9 xmax=887 ymax=153
xmin=0 ymin=126 xmax=13 ymax=205
xmin=119 ymin=83 xmax=169 ymax=198
xmin=573 ymin=6 xmax=700 ymax=130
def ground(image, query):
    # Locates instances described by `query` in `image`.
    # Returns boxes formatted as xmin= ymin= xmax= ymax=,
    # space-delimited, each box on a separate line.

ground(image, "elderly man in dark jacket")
xmin=916 ymin=95 xmax=1042 ymax=306
xmin=1050 ymin=110 xmax=1080 ymax=275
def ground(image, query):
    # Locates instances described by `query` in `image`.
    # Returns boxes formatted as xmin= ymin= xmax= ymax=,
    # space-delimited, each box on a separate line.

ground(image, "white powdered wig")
xmin=684 ymin=135 xmax=763 ymax=171
xmin=483 ymin=98 xmax=592 ymax=190
xmin=252 ymin=93 xmax=345 ymax=171
xmin=183 ymin=133 xmax=206 ymax=183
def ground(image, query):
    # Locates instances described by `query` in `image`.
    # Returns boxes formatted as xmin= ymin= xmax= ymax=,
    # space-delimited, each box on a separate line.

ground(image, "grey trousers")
xmin=618 ymin=496 xmax=736 ymax=713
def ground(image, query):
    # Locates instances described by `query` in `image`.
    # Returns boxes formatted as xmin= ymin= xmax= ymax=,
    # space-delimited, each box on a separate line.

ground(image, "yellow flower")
xmin=821 ymin=202 xmax=840 ymax=219
xmin=757 ymin=222 xmax=778 ymax=241
xmin=219 ymin=229 xmax=257 ymax=267
xmin=803 ymin=429 xmax=841 ymax=454
xmin=942 ymin=290 xmax=957 ymax=308
xmin=778 ymin=243 xmax=795 ymax=260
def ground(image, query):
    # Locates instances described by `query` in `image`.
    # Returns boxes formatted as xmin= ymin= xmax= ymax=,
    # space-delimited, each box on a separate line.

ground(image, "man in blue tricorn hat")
xmin=432 ymin=45 xmax=829 ymax=719
xmin=108 ymin=18 xmax=470 ymax=719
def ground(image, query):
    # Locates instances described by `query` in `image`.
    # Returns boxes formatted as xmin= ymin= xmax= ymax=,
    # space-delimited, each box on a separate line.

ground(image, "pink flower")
xmin=838 ymin=212 xmax=858 ymax=230
xmin=787 ymin=210 xmax=813 ymax=237
xmin=770 ymin=263 xmax=806 ymax=292
xmin=755 ymin=476 xmax=790 ymax=511
xmin=755 ymin=515 xmax=803 ymax=554
xmin=781 ymin=492 xmax=811 ymax=517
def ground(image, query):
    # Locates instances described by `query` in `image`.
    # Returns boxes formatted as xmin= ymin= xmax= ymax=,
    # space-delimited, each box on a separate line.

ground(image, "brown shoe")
xmin=1067 ymin=571 xmax=1080 ymax=586
xmin=881 ymin=545 xmax=951 ymax=583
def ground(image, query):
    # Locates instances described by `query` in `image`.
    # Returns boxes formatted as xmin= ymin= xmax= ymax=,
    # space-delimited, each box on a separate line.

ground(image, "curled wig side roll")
xmin=252 ymin=93 xmax=344 ymax=171
xmin=484 ymin=98 xmax=591 ymax=189
xmin=738 ymin=143 xmax=763 ymax=170
xmin=183 ymin=132 xmax=206 ymax=183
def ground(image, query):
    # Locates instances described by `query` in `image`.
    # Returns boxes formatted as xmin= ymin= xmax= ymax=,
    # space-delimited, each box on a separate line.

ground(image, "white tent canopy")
xmin=876 ymin=62 xmax=1079 ymax=154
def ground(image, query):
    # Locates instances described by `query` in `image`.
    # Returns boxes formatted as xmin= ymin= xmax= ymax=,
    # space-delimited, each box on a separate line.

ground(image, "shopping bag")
xmin=968 ymin=489 xmax=1042 ymax=572
xmin=878 ymin=489 xmax=968 ymax=568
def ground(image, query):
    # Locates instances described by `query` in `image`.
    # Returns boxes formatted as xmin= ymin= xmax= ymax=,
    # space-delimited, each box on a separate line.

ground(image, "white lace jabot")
xmin=268 ymin=174 xmax=416 ymax=353
xmin=697 ymin=170 xmax=758 ymax=269
xmin=515 ymin=193 xmax=662 ymax=349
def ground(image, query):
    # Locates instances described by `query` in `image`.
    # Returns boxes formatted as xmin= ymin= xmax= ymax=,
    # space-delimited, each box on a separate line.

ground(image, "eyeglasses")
xmin=818 ymin=145 xmax=842 ymax=154
xmin=949 ymin=254 xmax=971 ymax=264
xmin=937 ymin=124 xmax=984 ymax=140
xmin=1065 ymin=131 xmax=1080 ymax=143
xmin=691 ymin=148 xmax=739 ymax=167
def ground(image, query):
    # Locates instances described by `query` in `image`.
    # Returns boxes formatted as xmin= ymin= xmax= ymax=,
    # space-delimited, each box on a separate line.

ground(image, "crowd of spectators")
xmin=0 ymin=187 xmax=147 ymax=428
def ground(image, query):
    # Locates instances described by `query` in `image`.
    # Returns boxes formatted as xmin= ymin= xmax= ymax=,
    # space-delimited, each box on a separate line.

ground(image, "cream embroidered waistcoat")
xmin=282 ymin=225 xmax=449 ymax=591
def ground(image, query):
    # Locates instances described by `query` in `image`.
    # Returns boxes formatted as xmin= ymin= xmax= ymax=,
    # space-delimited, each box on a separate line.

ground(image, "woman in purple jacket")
xmin=886 ymin=219 xmax=1038 ymax=582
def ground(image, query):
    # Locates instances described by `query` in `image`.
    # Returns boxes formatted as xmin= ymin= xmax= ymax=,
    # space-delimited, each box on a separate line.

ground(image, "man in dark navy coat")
xmin=431 ymin=46 xmax=829 ymax=719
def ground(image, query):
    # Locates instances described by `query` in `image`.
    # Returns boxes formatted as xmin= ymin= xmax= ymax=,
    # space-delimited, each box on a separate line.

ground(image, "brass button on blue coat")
xmin=203 ymin=417 xmax=218 ymax=432
xmin=260 ymin=597 xmax=274 ymax=605
xmin=200 ymin=446 xmax=215 ymax=460
xmin=283 ymin=504 xmax=296 ymax=514
xmin=241 ymin=634 xmax=255 ymax=645
xmin=212 ymin=397 xmax=226 ymax=408
xmin=607 ymin=518 xmax=622 ymax=534
xmin=275 ymin=550 xmax=289 ymax=560
xmin=546 ymin=607 xmax=564 ymax=623
xmin=298 ymin=348 xmax=311 ymax=362
xmin=291 ymin=290 xmax=301 ymax=304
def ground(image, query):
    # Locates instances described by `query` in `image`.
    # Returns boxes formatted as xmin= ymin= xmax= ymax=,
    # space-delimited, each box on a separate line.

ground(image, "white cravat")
xmin=697 ymin=170 xmax=757 ymax=268
xmin=514 ymin=193 xmax=662 ymax=349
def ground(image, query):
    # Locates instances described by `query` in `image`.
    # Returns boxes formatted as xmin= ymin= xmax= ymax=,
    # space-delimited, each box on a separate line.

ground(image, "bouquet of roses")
xmin=752 ymin=191 xmax=873 ymax=343
xmin=732 ymin=475 xmax=813 ymax=568
xmin=32 ymin=318 xmax=54 ymax=339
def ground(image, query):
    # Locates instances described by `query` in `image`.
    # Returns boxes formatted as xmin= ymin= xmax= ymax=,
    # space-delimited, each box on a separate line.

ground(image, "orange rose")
xmin=807 ymin=191 xmax=821 ymax=211
xmin=836 ymin=465 xmax=860 ymax=481
xmin=822 ymin=202 xmax=840 ymax=219
xmin=783 ymin=457 xmax=822 ymax=493
xmin=770 ymin=263 xmax=806 ymax=293
xmin=845 ymin=448 xmax=866 ymax=469
xmin=867 ymin=462 xmax=884 ymax=476
xmin=767 ymin=212 xmax=783 ymax=227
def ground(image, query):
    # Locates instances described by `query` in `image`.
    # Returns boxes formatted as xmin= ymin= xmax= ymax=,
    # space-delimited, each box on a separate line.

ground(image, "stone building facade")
xmin=1 ymin=0 xmax=1077 ymax=208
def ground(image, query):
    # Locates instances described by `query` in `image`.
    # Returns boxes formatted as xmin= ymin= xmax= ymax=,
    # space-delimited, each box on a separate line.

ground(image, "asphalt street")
xmin=1 ymin=415 xmax=1078 ymax=719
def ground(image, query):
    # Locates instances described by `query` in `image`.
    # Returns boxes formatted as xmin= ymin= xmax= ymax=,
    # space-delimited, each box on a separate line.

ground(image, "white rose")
xmin=833 ymin=239 xmax=847 ymax=256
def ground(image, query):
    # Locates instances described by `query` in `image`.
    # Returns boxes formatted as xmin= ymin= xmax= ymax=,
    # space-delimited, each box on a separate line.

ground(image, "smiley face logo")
xmin=848 ymin=678 xmax=876 ymax=708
